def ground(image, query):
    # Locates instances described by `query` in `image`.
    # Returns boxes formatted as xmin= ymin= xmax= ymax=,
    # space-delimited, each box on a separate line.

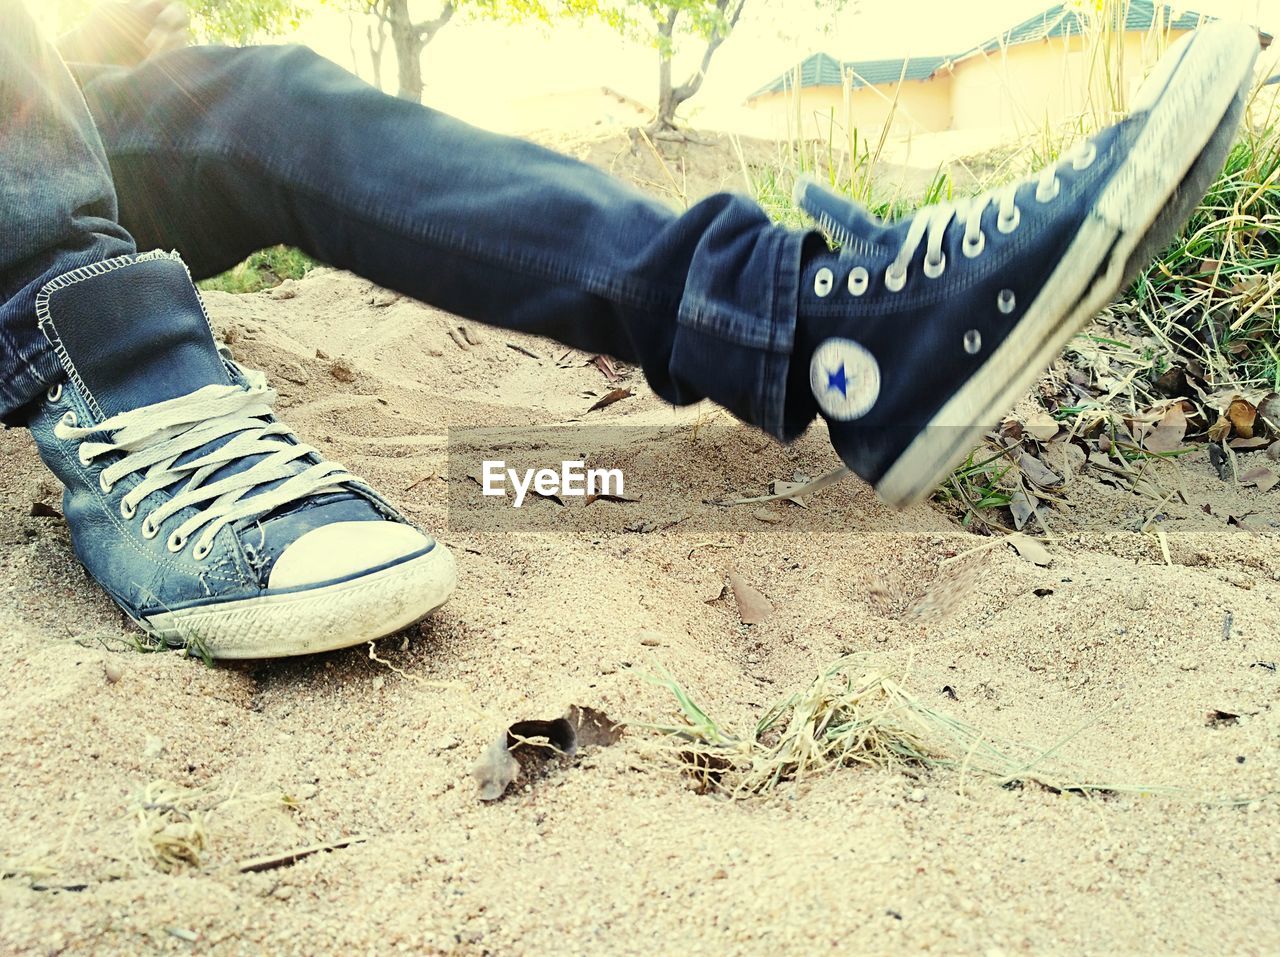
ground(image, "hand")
xmin=57 ymin=1 xmax=190 ymax=67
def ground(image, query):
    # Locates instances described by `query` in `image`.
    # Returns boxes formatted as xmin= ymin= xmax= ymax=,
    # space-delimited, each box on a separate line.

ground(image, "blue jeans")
xmin=0 ymin=2 xmax=813 ymax=439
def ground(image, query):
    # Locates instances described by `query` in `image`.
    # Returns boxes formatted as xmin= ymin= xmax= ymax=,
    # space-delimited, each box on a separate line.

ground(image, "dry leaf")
xmin=1240 ymin=466 xmax=1279 ymax=493
xmin=1207 ymin=415 xmax=1232 ymax=443
xmin=1009 ymin=486 xmax=1039 ymax=530
xmin=586 ymin=388 xmax=633 ymax=413
xmin=1228 ymin=398 xmax=1258 ymax=439
xmin=1005 ymin=532 xmax=1053 ymax=567
xmin=29 ymin=501 xmax=62 ymax=519
xmin=566 ymin=705 xmax=624 ymax=749
xmin=1229 ymin=437 xmax=1270 ymax=449
xmin=1024 ymin=411 xmax=1059 ymax=442
xmin=591 ymin=355 xmax=621 ymax=383
xmin=1144 ymin=404 xmax=1187 ymax=453
xmin=727 ymin=572 xmax=773 ymax=625
xmin=1018 ymin=452 xmax=1063 ymax=488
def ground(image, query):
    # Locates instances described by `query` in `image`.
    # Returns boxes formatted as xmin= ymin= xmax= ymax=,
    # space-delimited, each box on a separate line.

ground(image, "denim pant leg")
xmin=0 ymin=2 xmax=136 ymax=420
xmin=77 ymin=45 xmax=815 ymax=440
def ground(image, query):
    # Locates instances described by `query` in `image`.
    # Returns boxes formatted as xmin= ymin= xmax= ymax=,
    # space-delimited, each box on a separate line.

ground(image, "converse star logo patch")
xmin=809 ymin=337 xmax=880 ymax=421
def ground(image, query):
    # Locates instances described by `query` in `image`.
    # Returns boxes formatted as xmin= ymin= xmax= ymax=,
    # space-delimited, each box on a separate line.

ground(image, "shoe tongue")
xmin=38 ymin=252 xmax=231 ymax=421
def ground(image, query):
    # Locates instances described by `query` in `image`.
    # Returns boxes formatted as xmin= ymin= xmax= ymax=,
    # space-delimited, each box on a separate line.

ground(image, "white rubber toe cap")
xmin=268 ymin=521 xmax=434 ymax=590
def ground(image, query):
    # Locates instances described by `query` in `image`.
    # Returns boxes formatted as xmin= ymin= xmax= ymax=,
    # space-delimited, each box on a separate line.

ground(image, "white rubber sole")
xmin=141 ymin=542 xmax=457 ymax=659
xmin=876 ymin=22 xmax=1260 ymax=507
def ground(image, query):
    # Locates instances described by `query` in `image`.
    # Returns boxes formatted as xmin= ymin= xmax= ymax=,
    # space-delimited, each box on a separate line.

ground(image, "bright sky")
xmin=37 ymin=0 xmax=1280 ymax=129
xmin=284 ymin=0 xmax=1280 ymax=128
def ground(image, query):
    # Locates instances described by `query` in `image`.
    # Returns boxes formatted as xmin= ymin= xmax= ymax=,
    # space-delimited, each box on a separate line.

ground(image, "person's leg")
xmin=0 ymin=2 xmax=135 ymax=422
xmin=75 ymin=46 xmax=811 ymax=441
xmin=78 ymin=28 xmax=1259 ymax=507
xmin=3 ymin=4 xmax=455 ymax=659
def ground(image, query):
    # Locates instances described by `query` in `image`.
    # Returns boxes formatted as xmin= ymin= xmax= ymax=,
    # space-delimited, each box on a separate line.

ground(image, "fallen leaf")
xmin=1268 ymin=441 xmax=1280 ymax=462
xmin=566 ymin=705 xmax=624 ymax=748
xmin=713 ymin=467 xmax=852 ymax=508
xmin=29 ymin=502 xmax=61 ymax=519
xmin=1018 ymin=452 xmax=1063 ymax=488
xmin=1207 ymin=415 xmax=1232 ymax=443
xmin=727 ymin=572 xmax=773 ymax=625
xmin=1005 ymin=532 xmax=1053 ymax=567
xmin=1228 ymin=398 xmax=1258 ymax=439
xmin=1229 ymin=437 xmax=1270 ymax=449
xmin=1144 ymin=404 xmax=1188 ymax=453
xmin=1240 ymin=466 xmax=1279 ymax=493
xmin=586 ymin=387 xmax=633 ymax=413
xmin=1024 ymin=411 xmax=1059 ymax=442
xmin=590 ymin=355 xmax=621 ymax=383
xmin=1008 ymin=485 xmax=1039 ymax=531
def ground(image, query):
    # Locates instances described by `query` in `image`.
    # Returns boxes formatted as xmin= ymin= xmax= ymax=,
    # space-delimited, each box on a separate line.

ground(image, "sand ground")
xmin=1 ymin=137 xmax=1279 ymax=955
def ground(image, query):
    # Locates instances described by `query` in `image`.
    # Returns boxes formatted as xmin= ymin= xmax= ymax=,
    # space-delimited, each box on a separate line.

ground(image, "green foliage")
xmin=198 ymin=246 xmax=315 ymax=294
xmin=188 ymin=0 xmax=308 ymax=42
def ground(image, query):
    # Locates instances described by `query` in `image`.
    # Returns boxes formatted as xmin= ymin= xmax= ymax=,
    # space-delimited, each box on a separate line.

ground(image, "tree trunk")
xmin=366 ymin=19 xmax=388 ymax=92
xmin=651 ymin=1 xmax=746 ymax=132
xmin=386 ymin=0 xmax=425 ymax=102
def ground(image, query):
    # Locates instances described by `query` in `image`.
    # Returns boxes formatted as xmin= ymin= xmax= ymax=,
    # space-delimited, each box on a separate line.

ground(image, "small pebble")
xmin=907 ymin=788 xmax=927 ymax=804
xmin=103 ymin=660 xmax=123 ymax=684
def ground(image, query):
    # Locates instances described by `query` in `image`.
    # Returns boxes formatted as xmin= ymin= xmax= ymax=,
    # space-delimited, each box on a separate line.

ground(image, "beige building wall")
xmin=749 ymin=76 xmax=953 ymax=142
xmin=948 ymin=30 xmax=1193 ymax=132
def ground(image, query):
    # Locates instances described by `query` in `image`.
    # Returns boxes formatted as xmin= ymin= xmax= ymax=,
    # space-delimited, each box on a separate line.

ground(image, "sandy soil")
xmin=2 ymin=150 xmax=1279 ymax=955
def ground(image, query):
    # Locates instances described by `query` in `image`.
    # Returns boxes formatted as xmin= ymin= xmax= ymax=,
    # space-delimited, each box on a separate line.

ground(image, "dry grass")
xmin=644 ymin=654 xmax=1182 ymax=800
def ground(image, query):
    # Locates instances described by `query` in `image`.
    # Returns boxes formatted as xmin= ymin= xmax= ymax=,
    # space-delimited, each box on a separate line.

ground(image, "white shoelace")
xmin=885 ymin=139 xmax=1098 ymax=290
xmin=54 ymin=374 xmax=355 ymax=560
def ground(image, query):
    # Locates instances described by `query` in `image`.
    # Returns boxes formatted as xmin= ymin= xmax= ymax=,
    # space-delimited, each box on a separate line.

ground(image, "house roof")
xmin=748 ymin=53 xmax=948 ymax=99
xmin=747 ymin=1 xmax=1266 ymax=101
xmin=956 ymin=1 xmax=1207 ymax=60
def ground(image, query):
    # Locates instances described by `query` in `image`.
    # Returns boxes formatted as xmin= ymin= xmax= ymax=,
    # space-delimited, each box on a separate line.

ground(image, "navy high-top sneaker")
xmin=793 ymin=22 xmax=1259 ymax=506
xmin=27 ymin=251 xmax=456 ymax=659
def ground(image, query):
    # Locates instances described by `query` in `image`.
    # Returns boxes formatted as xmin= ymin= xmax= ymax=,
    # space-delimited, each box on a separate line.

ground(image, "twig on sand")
xmin=238 ymin=836 xmax=368 ymax=874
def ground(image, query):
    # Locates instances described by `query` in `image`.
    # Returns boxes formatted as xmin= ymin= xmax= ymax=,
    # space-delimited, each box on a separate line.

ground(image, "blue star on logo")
xmin=826 ymin=363 xmax=849 ymax=397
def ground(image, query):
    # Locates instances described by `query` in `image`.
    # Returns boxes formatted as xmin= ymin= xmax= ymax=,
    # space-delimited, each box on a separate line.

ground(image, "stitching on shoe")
xmin=35 ymin=250 xmax=182 ymax=422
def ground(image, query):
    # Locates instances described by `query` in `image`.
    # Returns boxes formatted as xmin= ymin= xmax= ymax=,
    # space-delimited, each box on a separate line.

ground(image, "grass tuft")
xmin=643 ymin=655 xmax=1169 ymax=799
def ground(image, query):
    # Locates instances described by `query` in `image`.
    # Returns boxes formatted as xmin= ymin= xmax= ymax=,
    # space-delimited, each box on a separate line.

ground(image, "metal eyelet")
xmin=99 ymin=473 xmax=114 ymax=494
xmin=78 ymin=446 xmax=92 ymax=468
xmin=54 ymin=410 xmax=78 ymax=440
xmin=923 ymin=252 xmax=946 ymax=280
xmin=963 ymin=329 xmax=983 ymax=354
xmin=1072 ymin=143 xmax=1097 ymax=170
xmin=120 ymin=500 xmax=136 ymax=520
xmin=847 ymin=266 xmax=869 ymax=296
xmin=962 ymin=232 xmax=986 ymax=259
xmin=997 ymin=206 xmax=1021 ymax=234
xmin=813 ymin=267 xmax=834 ymax=298
xmin=997 ymin=289 xmax=1017 ymax=314
xmin=193 ymin=541 xmax=212 ymax=561
xmin=141 ymin=517 xmax=159 ymax=540
xmin=167 ymin=531 xmax=187 ymax=553
xmin=1035 ymin=177 xmax=1060 ymax=203
xmin=884 ymin=265 xmax=907 ymax=293
xmin=46 ymin=384 xmax=63 ymax=403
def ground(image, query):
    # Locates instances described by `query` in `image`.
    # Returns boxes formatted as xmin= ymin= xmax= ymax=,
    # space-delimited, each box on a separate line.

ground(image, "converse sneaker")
xmin=28 ymin=251 xmax=456 ymax=659
xmin=794 ymin=22 xmax=1259 ymax=506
